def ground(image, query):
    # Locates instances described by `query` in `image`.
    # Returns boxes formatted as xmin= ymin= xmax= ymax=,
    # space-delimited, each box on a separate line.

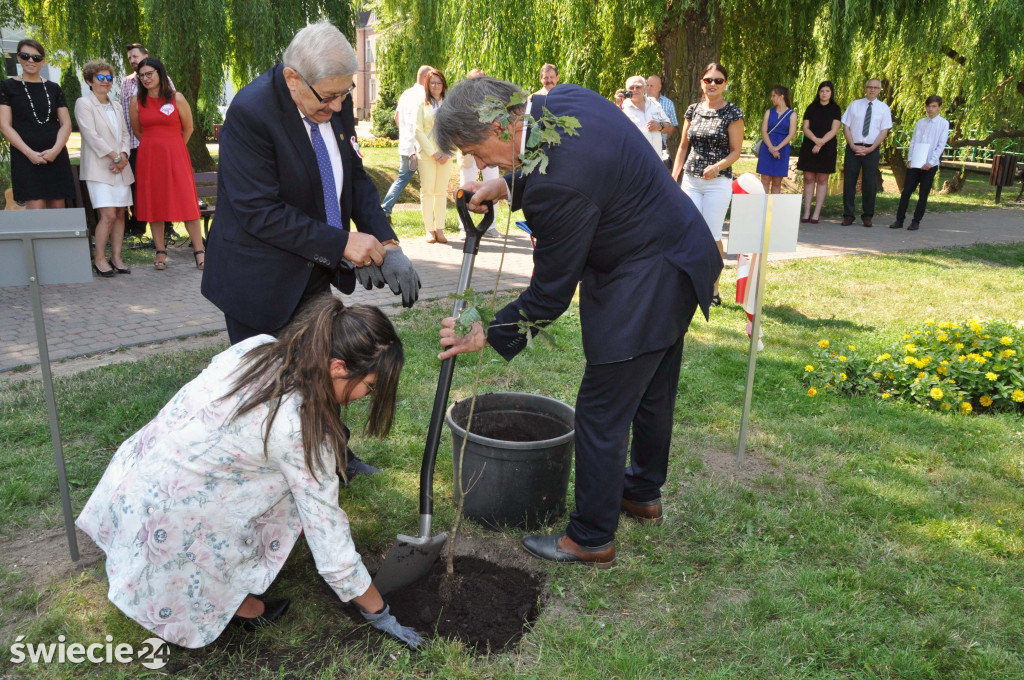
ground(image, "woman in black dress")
xmin=796 ymin=80 xmax=842 ymax=223
xmin=0 ymin=39 xmax=75 ymax=209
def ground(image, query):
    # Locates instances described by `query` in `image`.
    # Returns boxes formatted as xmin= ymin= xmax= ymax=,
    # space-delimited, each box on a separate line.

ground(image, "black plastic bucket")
xmin=445 ymin=392 xmax=575 ymax=530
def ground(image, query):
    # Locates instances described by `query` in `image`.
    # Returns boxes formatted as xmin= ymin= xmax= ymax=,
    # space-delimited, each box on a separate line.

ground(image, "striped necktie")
xmin=303 ymin=117 xmax=342 ymax=229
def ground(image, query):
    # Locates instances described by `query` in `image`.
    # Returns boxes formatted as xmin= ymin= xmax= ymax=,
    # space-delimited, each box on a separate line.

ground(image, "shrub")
xmin=60 ymin=66 xmax=82 ymax=132
xmin=804 ymin=319 xmax=1024 ymax=414
xmin=371 ymin=102 xmax=399 ymax=140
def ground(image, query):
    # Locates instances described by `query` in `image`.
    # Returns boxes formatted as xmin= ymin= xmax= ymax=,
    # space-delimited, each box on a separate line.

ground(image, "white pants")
xmin=681 ymin=174 xmax=732 ymax=241
xmin=459 ymin=152 xmax=500 ymax=185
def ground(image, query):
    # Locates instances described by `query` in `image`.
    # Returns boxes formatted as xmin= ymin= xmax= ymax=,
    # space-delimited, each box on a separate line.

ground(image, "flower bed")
xmin=357 ymin=136 xmax=398 ymax=148
xmin=804 ymin=319 xmax=1024 ymax=414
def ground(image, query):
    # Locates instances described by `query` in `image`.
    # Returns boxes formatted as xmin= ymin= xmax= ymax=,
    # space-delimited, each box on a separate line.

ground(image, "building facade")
xmin=353 ymin=11 xmax=378 ymax=120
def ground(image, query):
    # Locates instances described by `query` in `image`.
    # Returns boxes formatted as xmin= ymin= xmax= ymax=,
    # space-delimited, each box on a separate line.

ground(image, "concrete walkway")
xmin=1 ymin=205 xmax=1021 ymax=373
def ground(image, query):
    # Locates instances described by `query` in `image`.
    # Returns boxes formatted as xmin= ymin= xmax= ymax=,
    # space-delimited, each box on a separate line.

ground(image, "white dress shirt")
xmin=841 ymin=97 xmax=893 ymax=145
xmin=622 ymin=96 xmax=669 ymax=154
xmin=297 ymin=107 xmax=343 ymax=202
xmin=907 ymin=114 xmax=950 ymax=168
xmin=396 ymin=84 xmax=425 ymax=156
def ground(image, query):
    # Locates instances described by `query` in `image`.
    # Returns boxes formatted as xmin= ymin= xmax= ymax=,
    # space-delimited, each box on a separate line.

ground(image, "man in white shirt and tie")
xmin=841 ymin=78 xmax=892 ymax=227
xmin=891 ymin=95 xmax=949 ymax=231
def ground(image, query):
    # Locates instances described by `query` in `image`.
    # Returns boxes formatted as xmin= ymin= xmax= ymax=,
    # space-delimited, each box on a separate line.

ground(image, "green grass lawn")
xmin=2 ymin=243 xmax=1023 ymax=678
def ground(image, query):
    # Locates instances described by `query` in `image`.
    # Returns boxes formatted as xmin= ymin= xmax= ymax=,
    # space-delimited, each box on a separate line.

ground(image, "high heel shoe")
xmin=711 ymin=293 xmax=722 ymax=306
xmin=434 ymin=230 xmax=447 ymax=244
xmin=154 ymin=249 xmax=167 ymax=270
xmin=425 ymin=232 xmax=436 ymax=244
xmin=109 ymin=260 xmax=131 ymax=274
xmin=193 ymin=249 xmax=205 ymax=270
xmin=92 ymin=261 xmax=115 ymax=278
xmin=230 ymin=597 xmax=291 ymax=632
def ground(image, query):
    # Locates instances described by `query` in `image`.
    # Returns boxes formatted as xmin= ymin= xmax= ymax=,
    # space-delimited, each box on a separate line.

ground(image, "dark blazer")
xmin=487 ymin=85 xmax=723 ymax=365
xmin=202 ymin=63 xmax=396 ymax=332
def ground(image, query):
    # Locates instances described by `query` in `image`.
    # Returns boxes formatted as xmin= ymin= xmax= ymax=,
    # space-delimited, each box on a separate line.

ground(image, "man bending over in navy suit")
xmin=203 ymin=21 xmax=421 ymax=478
xmin=434 ymin=77 xmax=722 ymax=566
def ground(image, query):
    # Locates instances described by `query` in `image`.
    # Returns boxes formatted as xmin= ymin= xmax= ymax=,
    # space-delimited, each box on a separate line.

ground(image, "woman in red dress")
xmin=129 ymin=57 xmax=204 ymax=270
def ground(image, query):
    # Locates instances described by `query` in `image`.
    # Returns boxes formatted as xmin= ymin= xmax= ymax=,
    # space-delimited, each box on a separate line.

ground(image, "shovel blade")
xmin=373 ymin=533 xmax=449 ymax=595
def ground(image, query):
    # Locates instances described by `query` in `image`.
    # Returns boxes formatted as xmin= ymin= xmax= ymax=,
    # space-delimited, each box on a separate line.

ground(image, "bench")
xmin=195 ymin=171 xmax=217 ymax=240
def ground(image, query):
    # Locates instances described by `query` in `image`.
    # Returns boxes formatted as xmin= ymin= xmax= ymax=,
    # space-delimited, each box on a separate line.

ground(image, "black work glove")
xmin=360 ymin=603 xmax=424 ymax=649
xmin=379 ymin=246 xmax=421 ymax=308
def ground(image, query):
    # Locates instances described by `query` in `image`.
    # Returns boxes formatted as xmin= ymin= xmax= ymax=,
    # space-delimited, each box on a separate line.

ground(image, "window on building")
xmin=365 ymin=39 xmax=374 ymax=64
xmin=370 ymin=79 xmax=376 ymax=104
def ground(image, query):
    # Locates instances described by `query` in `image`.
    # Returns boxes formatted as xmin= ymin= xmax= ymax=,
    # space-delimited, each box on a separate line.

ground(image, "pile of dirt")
xmin=387 ymin=556 xmax=542 ymax=654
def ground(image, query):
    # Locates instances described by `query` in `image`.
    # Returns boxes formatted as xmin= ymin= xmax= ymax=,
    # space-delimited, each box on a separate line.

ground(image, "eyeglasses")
xmin=94 ymin=74 xmax=114 ymax=83
xmin=865 ymin=85 xmax=881 ymax=90
xmin=702 ymin=77 xmax=725 ymax=85
xmin=362 ymin=379 xmax=376 ymax=395
xmin=17 ymin=52 xmax=44 ymax=63
xmin=298 ymin=71 xmax=355 ymax=105
xmin=138 ymin=70 xmax=158 ymax=80
xmin=627 ymin=84 xmax=645 ymax=90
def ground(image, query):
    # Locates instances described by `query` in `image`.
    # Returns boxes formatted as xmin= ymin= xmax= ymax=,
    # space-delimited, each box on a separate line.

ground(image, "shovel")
xmin=373 ymin=189 xmax=496 ymax=594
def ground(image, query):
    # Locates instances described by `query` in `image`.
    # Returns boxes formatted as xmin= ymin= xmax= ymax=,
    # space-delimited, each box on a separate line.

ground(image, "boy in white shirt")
xmin=891 ymin=95 xmax=949 ymax=231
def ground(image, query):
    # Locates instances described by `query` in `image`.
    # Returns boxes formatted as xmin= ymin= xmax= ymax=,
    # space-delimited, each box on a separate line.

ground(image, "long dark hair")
xmin=221 ymin=296 xmax=404 ymax=481
xmin=424 ymin=68 xmax=448 ymax=105
xmin=136 ymin=56 xmax=174 ymax=106
xmin=815 ymin=80 xmax=838 ymax=108
xmin=772 ymin=85 xmax=792 ymax=109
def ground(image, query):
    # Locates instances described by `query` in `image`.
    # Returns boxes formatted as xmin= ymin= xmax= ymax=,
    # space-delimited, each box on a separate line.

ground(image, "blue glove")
xmin=379 ymin=247 xmax=421 ymax=308
xmin=360 ymin=603 xmax=424 ymax=649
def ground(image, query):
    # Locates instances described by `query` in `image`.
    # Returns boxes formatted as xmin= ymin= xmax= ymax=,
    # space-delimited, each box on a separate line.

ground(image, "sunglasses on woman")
xmin=94 ymin=74 xmax=114 ymax=83
xmin=18 ymin=52 xmax=44 ymax=63
xmin=702 ymin=77 xmax=725 ymax=85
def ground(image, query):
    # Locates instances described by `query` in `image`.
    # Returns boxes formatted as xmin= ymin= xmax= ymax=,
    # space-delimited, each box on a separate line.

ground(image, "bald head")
xmin=417 ymin=65 xmax=433 ymax=85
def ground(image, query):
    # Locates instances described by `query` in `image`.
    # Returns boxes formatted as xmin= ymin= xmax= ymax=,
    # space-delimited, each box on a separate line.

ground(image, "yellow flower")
xmin=913 ymin=330 xmax=922 ymax=335
xmin=839 ymin=373 xmax=847 ymax=381
xmin=877 ymin=353 xmax=892 ymax=361
xmin=1000 ymin=336 xmax=1013 ymax=345
xmin=960 ymin=402 xmax=973 ymax=413
xmin=873 ymin=372 xmax=882 ymax=379
xmin=925 ymin=320 xmax=935 ymax=326
xmin=955 ymin=343 xmax=965 ymax=350
xmin=937 ymin=366 xmax=947 ymax=375
xmin=979 ymin=395 xmax=993 ymax=407
xmin=848 ymin=345 xmax=856 ymax=351
xmin=969 ymin=320 xmax=983 ymax=333
xmin=937 ymin=333 xmax=948 ymax=342
xmin=948 ymin=379 xmax=956 ymax=384
xmin=881 ymin=392 xmax=892 ymax=399
xmin=1002 ymin=349 xmax=1017 ymax=358
xmin=930 ymin=387 xmax=944 ymax=400
xmin=971 ymin=354 xmax=986 ymax=365
xmin=905 ymin=344 xmax=918 ymax=354
xmin=819 ymin=339 xmax=830 ymax=348
xmin=807 ymin=387 xmax=818 ymax=397
xmin=904 ymin=356 xmax=916 ymax=365
xmin=1013 ymin=389 xmax=1024 ymax=403
xmin=839 ymin=355 xmax=847 ymax=362
xmin=902 ymin=334 xmax=911 ymax=340
xmin=983 ymin=351 xmax=993 ymax=358
xmin=986 ymin=372 xmax=998 ymax=381
xmin=917 ymin=372 xmax=926 ymax=380
xmin=941 ymin=402 xmax=952 ymax=410
xmin=805 ymin=364 xmax=814 ymax=372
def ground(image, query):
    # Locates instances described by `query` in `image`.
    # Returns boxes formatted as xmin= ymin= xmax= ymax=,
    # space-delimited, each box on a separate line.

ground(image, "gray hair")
xmin=283 ymin=21 xmax=358 ymax=83
xmin=433 ymin=76 xmax=527 ymax=154
xmin=626 ymin=75 xmax=646 ymax=89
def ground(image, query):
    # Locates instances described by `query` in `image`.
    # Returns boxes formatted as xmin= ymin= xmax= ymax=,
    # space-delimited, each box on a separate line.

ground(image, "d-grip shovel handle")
xmin=417 ymin=191 xmax=493 ymax=526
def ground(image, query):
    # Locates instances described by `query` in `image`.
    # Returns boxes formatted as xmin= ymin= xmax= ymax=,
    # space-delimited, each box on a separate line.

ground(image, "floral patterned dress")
xmin=76 ymin=336 xmax=372 ymax=648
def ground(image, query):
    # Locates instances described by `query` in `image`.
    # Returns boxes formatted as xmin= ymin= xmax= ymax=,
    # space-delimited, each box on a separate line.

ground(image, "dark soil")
xmin=463 ymin=410 xmax=569 ymax=442
xmin=386 ymin=556 xmax=542 ymax=654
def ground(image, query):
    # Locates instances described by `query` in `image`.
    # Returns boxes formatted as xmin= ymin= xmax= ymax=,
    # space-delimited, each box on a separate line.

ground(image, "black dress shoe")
xmin=231 ymin=597 xmax=291 ymax=631
xmin=907 ymin=221 xmax=920 ymax=231
xmin=861 ymin=217 xmax=873 ymax=227
xmin=109 ymin=260 xmax=131 ymax=274
xmin=889 ymin=221 xmax=904 ymax=229
xmin=343 ymin=452 xmax=381 ymax=480
xmin=92 ymin=262 xmax=116 ymax=278
xmin=841 ymin=217 xmax=854 ymax=226
xmin=621 ymin=497 xmax=664 ymax=525
xmin=521 ymin=532 xmax=615 ymax=568
xmin=711 ymin=293 xmax=722 ymax=307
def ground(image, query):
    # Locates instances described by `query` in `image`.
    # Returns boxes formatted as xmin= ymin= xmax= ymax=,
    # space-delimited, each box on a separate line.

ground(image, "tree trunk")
xmin=659 ymin=2 xmax=722 ymax=157
xmin=888 ymin=147 xmax=907 ymax=192
xmin=180 ymin=59 xmax=216 ymax=172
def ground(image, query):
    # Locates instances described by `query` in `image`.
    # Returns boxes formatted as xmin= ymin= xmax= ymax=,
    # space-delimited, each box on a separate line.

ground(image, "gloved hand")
xmin=379 ymin=246 xmax=421 ymax=308
xmin=360 ymin=603 xmax=424 ymax=649
xmin=352 ymin=259 xmax=386 ymax=290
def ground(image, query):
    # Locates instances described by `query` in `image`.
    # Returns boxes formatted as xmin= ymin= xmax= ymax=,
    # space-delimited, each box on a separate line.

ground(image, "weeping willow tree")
xmin=18 ymin=0 xmax=356 ymax=170
xmin=374 ymin=0 xmax=1024 ymax=157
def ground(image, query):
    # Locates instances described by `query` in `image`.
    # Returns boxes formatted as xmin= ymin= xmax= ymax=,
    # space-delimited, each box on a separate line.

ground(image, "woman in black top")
xmin=0 ymin=39 xmax=75 ymax=208
xmin=796 ymin=80 xmax=842 ymax=223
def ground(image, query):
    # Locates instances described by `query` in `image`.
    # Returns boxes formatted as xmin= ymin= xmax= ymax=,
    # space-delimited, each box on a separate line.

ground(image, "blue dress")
xmin=756 ymin=108 xmax=793 ymax=177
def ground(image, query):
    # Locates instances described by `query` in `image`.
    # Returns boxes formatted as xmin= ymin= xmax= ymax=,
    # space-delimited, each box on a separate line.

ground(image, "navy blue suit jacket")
xmin=202 ymin=63 xmax=396 ymax=332
xmin=487 ymin=85 xmax=723 ymax=365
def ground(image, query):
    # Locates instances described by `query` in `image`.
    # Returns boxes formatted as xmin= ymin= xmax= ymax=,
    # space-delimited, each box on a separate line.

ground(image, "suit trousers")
xmin=843 ymin=145 xmax=881 ymax=219
xmin=565 ymin=281 xmax=697 ymax=547
xmin=418 ymin=153 xmax=452 ymax=233
xmin=895 ymin=166 xmax=939 ymax=224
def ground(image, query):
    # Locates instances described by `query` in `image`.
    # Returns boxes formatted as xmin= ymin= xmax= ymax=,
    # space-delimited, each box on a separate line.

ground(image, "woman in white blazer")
xmin=76 ymin=59 xmax=134 ymax=277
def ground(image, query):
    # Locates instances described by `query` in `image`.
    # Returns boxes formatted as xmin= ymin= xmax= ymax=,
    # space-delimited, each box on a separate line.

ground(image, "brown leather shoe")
xmin=861 ymin=217 xmax=873 ymax=227
xmin=521 ymin=532 xmax=615 ymax=568
xmin=841 ymin=217 xmax=854 ymax=226
xmin=621 ymin=497 xmax=664 ymax=525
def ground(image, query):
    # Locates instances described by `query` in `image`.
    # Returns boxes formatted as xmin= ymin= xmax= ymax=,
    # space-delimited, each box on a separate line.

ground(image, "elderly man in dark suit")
xmin=202 ymin=21 xmax=420 ymax=344
xmin=435 ymin=77 xmax=722 ymax=566
xmin=202 ymin=21 xmax=421 ymax=478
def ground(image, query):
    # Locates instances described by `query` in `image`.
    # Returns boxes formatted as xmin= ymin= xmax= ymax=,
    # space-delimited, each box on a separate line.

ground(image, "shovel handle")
xmin=456 ymin=190 xmax=495 ymax=256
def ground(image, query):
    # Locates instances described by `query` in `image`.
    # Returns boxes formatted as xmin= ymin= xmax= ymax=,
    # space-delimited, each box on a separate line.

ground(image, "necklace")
xmin=20 ymin=77 xmax=52 ymax=125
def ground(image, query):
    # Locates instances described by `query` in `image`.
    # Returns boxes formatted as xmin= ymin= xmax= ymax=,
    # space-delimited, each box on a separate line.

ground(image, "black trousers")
xmin=224 ymin=267 xmax=332 ymax=344
xmin=843 ymin=145 xmax=881 ymax=219
xmin=566 ymin=284 xmax=698 ymax=547
xmin=895 ymin=166 xmax=939 ymax=224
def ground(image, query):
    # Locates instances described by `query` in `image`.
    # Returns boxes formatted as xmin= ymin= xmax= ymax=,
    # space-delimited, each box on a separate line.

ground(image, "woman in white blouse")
xmin=75 ymin=59 xmax=134 ymax=276
xmin=76 ymin=296 xmax=423 ymax=649
xmin=415 ymin=68 xmax=452 ymax=243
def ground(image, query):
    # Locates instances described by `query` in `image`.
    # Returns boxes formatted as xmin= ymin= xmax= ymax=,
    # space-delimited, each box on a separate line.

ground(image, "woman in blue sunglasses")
xmin=76 ymin=59 xmax=135 ymax=277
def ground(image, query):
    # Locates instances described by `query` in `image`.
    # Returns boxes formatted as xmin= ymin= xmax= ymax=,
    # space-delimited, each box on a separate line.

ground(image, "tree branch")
xmin=948 ymin=129 xmax=1024 ymax=148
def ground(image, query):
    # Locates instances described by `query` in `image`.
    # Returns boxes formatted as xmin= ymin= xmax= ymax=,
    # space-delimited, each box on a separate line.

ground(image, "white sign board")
xmin=726 ymin=194 xmax=802 ymax=255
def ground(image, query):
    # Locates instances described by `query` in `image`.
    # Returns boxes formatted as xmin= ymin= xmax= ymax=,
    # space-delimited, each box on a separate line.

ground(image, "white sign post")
xmin=1 ymin=209 xmax=92 ymax=560
xmin=726 ymin=194 xmax=801 ymax=467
